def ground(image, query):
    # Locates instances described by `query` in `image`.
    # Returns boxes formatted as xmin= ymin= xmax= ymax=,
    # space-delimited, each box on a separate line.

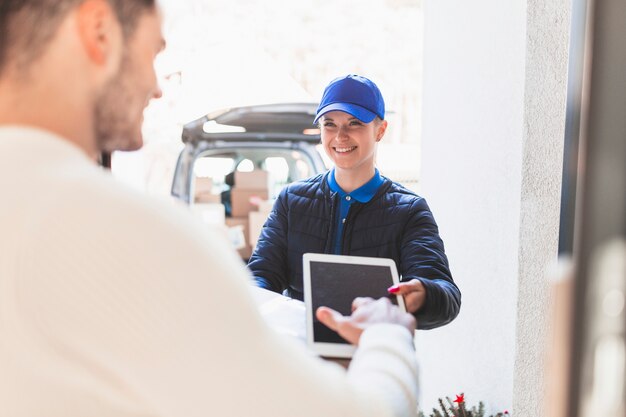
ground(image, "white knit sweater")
xmin=0 ymin=127 xmax=419 ymax=417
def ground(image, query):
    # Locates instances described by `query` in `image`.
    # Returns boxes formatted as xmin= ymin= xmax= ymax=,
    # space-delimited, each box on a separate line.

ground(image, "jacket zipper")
xmin=324 ymin=191 xmax=338 ymax=253
xmin=341 ymin=202 xmax=364 ymax=255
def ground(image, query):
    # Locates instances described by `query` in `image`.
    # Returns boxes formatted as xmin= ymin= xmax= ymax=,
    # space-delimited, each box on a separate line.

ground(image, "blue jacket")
xmin=248 ymin=172 xmax=461 ymax=329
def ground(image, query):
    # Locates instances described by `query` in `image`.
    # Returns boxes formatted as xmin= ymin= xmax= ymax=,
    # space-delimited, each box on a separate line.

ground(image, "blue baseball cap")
xmin=314 ymin=74 xmax=385 ymax=124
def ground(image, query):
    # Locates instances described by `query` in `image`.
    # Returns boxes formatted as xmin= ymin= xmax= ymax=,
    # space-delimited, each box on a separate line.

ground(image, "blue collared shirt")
xmin=327 ymin=168 xmax=384 ymax=254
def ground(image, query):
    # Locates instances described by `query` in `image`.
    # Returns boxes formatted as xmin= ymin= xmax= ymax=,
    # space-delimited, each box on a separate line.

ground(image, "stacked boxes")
xmin=191 ymin=171 xmax=275 ymax=261
xmin=194 ymin=177 xmax=220 ymax=204
xmin=227 ymin=170 xmax=270 ymax=259
xmin=248 ymin=200 xmax=273 ymax=248
xmin=191 ymin=203 xmax=225 ymax=226
xmin=225 ymin=216 xmax=251 ymax=259
xmin=230 ymin=171 xmax=270 ymax=217
xmin=191 ymin=177 xmax=225 ymax=226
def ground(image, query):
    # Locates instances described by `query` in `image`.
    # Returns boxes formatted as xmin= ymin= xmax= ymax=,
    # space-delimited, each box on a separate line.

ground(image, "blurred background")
xmin=112 ymin=0 xmax=423 ymax=195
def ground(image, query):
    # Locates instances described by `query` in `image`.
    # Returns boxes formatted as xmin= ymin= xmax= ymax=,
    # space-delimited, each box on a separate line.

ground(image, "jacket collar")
xmin=321 ymin=169 xmax=391 ymax=203
xmin=326 ymin=168 xmax=384 ymax=203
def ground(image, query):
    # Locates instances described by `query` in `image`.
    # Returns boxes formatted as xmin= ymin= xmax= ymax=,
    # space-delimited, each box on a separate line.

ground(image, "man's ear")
xmin=76 ymin=0 xmax=122 ymax=68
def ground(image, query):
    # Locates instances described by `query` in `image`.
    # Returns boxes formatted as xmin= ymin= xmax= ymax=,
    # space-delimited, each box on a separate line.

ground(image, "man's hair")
xmin=0 ymin=0 xmax=155 ymax=75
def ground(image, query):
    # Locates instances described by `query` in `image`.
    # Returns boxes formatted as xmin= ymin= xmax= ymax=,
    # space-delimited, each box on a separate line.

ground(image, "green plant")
xmin=418 ymin=393 xmax=509 ymax=417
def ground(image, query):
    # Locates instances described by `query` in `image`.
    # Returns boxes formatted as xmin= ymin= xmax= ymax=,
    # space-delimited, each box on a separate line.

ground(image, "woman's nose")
xmin=336 ymin=126 xmax=349 ymax=141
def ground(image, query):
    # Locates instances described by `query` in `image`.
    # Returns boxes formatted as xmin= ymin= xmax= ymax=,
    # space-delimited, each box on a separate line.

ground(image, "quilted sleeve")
xmin=400 ymin=197 xmax=461 ymax=329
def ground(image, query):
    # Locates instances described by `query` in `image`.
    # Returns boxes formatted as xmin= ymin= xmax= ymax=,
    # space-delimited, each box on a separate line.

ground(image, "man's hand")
xmin=315 ymin=297 xmax=416 ymax=345
xmin=388 ymin=279 xmax=426 ymax=313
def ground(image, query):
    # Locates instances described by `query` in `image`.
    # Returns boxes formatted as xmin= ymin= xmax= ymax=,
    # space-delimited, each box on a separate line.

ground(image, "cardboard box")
xmin=195 ymin=177 xmax=214 ymax=193
xmin=225 ymin=217 xmax=252 ymax=259
xmin=191 ymin=203 xmax=226 ymax=226
xmin=194 ymin=177 xmax=220 ymax=204
xmin=234 ymin=170 xmax=270 ymax=190
xmin=194 ymin=193 xmax=221 ymax=204
xmin=231 ymin=188 xmax=269 ymax=217
xmin=225 ymin=217 xmax=249 ymax=249
xmin=237 ymin=245 xmax=253 ymax=260
xmin=249 ymin=210 xmax=270 ymax=248
xmin=257 ymin=199 xmax=274 ymax=214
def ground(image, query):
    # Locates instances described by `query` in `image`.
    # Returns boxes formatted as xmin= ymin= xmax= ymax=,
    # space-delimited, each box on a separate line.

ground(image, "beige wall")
xmin=418 ymin=0 xmax=569 ymax=413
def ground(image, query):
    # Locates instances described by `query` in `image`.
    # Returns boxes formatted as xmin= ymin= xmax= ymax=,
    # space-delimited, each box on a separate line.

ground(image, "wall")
xmin=513 ymin=0 xmax=569 ymax=414
xmin=418 ymin=0 xmax=569 ymax=413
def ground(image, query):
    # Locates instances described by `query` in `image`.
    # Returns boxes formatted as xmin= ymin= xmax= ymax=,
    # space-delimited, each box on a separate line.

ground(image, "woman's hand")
xmin=388 ymin=279 xmax=426 ymax=314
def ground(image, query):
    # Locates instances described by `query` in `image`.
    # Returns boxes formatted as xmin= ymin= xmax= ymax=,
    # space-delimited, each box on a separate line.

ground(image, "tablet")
xmin=302 ymin=253 xmax=406 ymax=358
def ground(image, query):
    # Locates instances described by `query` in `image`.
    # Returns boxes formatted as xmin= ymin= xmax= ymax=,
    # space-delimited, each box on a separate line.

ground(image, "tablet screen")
xmin=310 ymin=260 xmax=398 ymax=344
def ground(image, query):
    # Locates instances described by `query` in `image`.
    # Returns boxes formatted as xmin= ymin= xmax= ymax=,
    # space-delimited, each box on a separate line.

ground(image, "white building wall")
xmin=513 ymin=0 xmax=569 ymax=414
xmin=418 ymin=0 xmax=568 ymax=413
xmin=417 ymin=0 xmax=526 ymax=412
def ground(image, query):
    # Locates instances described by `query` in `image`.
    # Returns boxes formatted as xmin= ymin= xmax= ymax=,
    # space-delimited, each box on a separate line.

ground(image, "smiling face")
xmin=94 ymin=7 xmax=165 ymax=153
xmin=320 ymin=110 xmax=388 ymax=183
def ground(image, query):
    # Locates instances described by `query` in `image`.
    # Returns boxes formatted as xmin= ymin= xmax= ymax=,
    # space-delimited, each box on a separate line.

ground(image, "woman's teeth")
xmin=335 ymin=146 xmax=356 ymax=153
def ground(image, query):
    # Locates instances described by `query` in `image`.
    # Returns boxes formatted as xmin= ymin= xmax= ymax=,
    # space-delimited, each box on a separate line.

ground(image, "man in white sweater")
xmin=0 ymin=1 xmax=419 ymax=416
